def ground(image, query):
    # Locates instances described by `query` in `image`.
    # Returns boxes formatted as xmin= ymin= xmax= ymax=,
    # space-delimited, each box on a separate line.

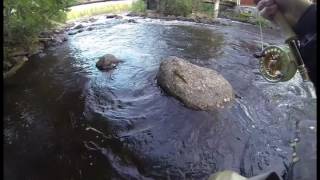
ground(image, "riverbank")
xmin=66 ymin=0 xmax=133 ymax=21
xmin=3 ymin=1 xmax=133 ymax=80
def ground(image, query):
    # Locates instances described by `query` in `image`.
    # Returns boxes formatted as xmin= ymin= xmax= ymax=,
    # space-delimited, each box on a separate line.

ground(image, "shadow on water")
xmin=4 ymin=17 xmax=316 ymax=180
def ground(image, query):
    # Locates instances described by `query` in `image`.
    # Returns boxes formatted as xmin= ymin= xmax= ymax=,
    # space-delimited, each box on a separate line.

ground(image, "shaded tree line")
xmin=3 ymin=0 xmax=75 ymax=55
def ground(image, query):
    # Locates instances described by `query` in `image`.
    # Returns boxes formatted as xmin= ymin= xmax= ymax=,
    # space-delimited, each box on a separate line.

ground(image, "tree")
xmin=213 ymin=0 xmax=220 ymax=19
xmin=158 ymin=0 xmax=193 ymax=16
xmin=3 ymin=0 xmax=75 ymax=48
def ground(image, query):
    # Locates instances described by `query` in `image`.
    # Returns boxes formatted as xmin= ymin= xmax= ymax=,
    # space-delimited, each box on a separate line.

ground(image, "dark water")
xmin=4 ymin=17 xmax=317 ymax=180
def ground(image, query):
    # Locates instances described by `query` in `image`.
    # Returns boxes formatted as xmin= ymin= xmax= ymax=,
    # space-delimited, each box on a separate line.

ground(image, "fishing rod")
xmin=253 ymin=12 xmax=311 ymax=83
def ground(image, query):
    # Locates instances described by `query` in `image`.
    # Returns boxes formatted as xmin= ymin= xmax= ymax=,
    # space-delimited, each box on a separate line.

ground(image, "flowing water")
xmin=4 ymin=16 xmax=317 ymax=180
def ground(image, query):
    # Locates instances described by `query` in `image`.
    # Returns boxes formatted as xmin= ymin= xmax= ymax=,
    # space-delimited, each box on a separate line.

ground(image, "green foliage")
xmin=67 ymin=3 xmax=130 ymax=20
xmin=255 ymin=16 xmax=271 ymax=28
xmin=157 ymin=0 xmax=218 ymax=17
xmin=159 ymin=0 xmax=193 ymax=16
xmin=198 ymin=3 xmax=214 ymax=13
xmin=3 ymin=0 xmax=75 ymax=49
xmin=131 ymin=0 xmax=146 ymax=13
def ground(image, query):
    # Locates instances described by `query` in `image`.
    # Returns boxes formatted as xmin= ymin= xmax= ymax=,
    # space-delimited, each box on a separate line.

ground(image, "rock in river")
xmin=96 ymin=54 xmax=122 ymax=71
xmin=157 ymin=57 xmax=234 ymax=110
xmin=106 ymin=14 xmax=122 ymax=19
xmin=73 ymin=24 xmax=84 ymax=30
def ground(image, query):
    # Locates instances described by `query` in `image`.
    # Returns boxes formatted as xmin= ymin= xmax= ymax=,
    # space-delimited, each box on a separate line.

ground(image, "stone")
xmin=12 ymin=56 xmax=28 ymax=64
xmin=147 ymin=13 xmax=159 ymax=19
xmin=55 ymin=34 xmax=68 ymax=43
xmin=106 ymin=14 xmax=122 ymax=19
xmin=53 ymin=29 xmax=64 ymax=34
xmin=127 ymin=12 xmax=146 ymax=17
xmin=3 ymin=56 xmax=28 ymax=79
xmin=28 ymin=42 xmax=45 ymax=56
xmin=128 ymin=19 xmax=137 ymax=23
xmin=127 ymin=12 xmax=140 ymax=17
xmin=73 ymin=24 xmax=84 ymax=30
xmin=64 ymin=22 xmax=76 ymax=31
xmin=166 ymin=15 xmax=176 ymax=20
xmin=68 ymin=29 xmax=81 ymax=35
xmin=89 ymin=17 xmax=97 ymax=22
xmin=199 ymin=18 xmax=212 ymax=24
xmin=3 ymin=61 xmax=13 ymax=70
xmin=176 ymin=16 xmax=187 ymax=21
xmin=157 ymin=57 xmax=234 ymax=111
xmin=96 ymin=54 xmax=123 ymax=71
xmin=68 ymin=31 xmax=77 ymax=35
xmin=235 ymin=6 xmax=259 ymax=18
xmin=8 ymin=48 xmax=29 ymax=57
xmin=86 ymin=27 xmax=95 ymax=31
xmin=68 ymin=29 xmax=84 ymax=35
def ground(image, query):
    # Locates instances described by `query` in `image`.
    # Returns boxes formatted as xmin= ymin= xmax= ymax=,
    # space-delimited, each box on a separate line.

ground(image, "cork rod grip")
xmin=273 ymin=12 xmax=296 ymax=38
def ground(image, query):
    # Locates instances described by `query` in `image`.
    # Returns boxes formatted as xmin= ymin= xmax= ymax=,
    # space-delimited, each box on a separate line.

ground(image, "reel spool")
xmin=258 ymin=45 xmax=298 ymax=82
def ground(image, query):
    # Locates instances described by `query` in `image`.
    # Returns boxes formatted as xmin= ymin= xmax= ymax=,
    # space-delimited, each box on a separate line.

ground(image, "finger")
xmin=260 ymin=4 xmax=278 ymax=20
xmin=266 ymin=4 xmax=278 ymax=20
xmin=257 ymin=0 xmax=275 ymax=11
xmin=253 ymin=0 xmax=261 ymax=4
xmin=257 ymin=0 xmax=276 ymax=11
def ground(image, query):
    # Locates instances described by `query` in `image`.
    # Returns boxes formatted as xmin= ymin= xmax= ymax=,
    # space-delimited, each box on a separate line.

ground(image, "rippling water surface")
xmin=4 ymin=16 xmax=317 ymax=180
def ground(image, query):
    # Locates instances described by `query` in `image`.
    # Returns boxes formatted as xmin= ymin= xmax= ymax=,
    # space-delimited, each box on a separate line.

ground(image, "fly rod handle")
xmin=273 ymin=12 xmax=296 ymax=39
xmin=274 ymin=12 xmax=311 ymax=81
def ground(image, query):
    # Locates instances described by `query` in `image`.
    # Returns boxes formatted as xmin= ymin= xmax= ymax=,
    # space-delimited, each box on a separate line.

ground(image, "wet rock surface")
xmin=128 ymin=19 xmax=137 ymax=23
xmin=68 ymin=29 xmax=84 ymax=35
xmin=73 ymin=24 xmax=84 ymax=30
xmin=157 ymin=56 xmax=234 ymax=110
xmin=89 ymin=17 xmax=97 ymax=22
xmin=106 ymin=14 xmax=122 ymax=19
xmin=96 ymin=54 xmax=122 ymax=71
xmin=86 ymin=26 xmax=95 ymax=31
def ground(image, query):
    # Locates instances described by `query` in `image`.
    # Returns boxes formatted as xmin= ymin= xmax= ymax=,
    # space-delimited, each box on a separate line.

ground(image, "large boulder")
xmin=96 ymin=54 xmax=122 ymax=71
xmin=157 ymin=57 xmax=234 ymax=110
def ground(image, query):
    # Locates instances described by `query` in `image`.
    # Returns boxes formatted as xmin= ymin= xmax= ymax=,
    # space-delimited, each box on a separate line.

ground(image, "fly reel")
xmin=258 ymin=45 xmax=298 ymax=82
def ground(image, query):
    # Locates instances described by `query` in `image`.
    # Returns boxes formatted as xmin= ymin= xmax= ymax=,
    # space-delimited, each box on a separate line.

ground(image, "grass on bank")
xmin=195 ymin=3 xmax=215 ymax=17
xmin=66 ymin=3 xmax=131 ymax=21
xmin=131 ymin=0 xmax=146 ymax=13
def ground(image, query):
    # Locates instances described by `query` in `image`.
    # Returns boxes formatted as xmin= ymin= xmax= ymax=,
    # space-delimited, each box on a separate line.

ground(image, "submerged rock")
xmin=73 ymin=24 xmax=84 ymax=30
xmin=4 ymin=56 xmax=28 ymax=79
xmin=157 ymin=57 xmax=234 ymax=110
xmin=68 ymin=29 xmax=83 ymax=35
xmin=8 ymin=48 xmax=29 ymax=57
xmin=51 ymin=34 xmax=68 ymax=45
xmin=128 ymin=19 xmax=137 ymax=23
xmin=28 ymin=42 xmax=45 ymax=56
xmin=165 ymin=15 xmax=176 ymax=20
xmin=96 ymin=54 xmax=122 ymax=71
xmin=176 ymin=16 xmax=188 ymax=21
xmin=64 ymin=22 xmax=76 ymax=31
xmin=86 ymin=27 xmax=95 ymax=31
xmin=106 ymin=14 xmax=122 ymax=19
xmin=89 ymin=17 xmax=97 ymax=22
xmin=127 ymin=12 xmax=145 ymax=17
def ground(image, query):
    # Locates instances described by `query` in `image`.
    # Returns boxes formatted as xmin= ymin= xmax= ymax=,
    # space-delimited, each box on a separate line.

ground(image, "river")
xmin=4 ymin=16 xmax=317 ymax=180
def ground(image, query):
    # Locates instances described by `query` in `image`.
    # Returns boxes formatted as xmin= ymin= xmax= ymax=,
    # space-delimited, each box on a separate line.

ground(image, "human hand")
xmin=254 ymin=0 xmax=279 ymax=20
xmin=254 ymin=0 xmax=312 ymax=26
